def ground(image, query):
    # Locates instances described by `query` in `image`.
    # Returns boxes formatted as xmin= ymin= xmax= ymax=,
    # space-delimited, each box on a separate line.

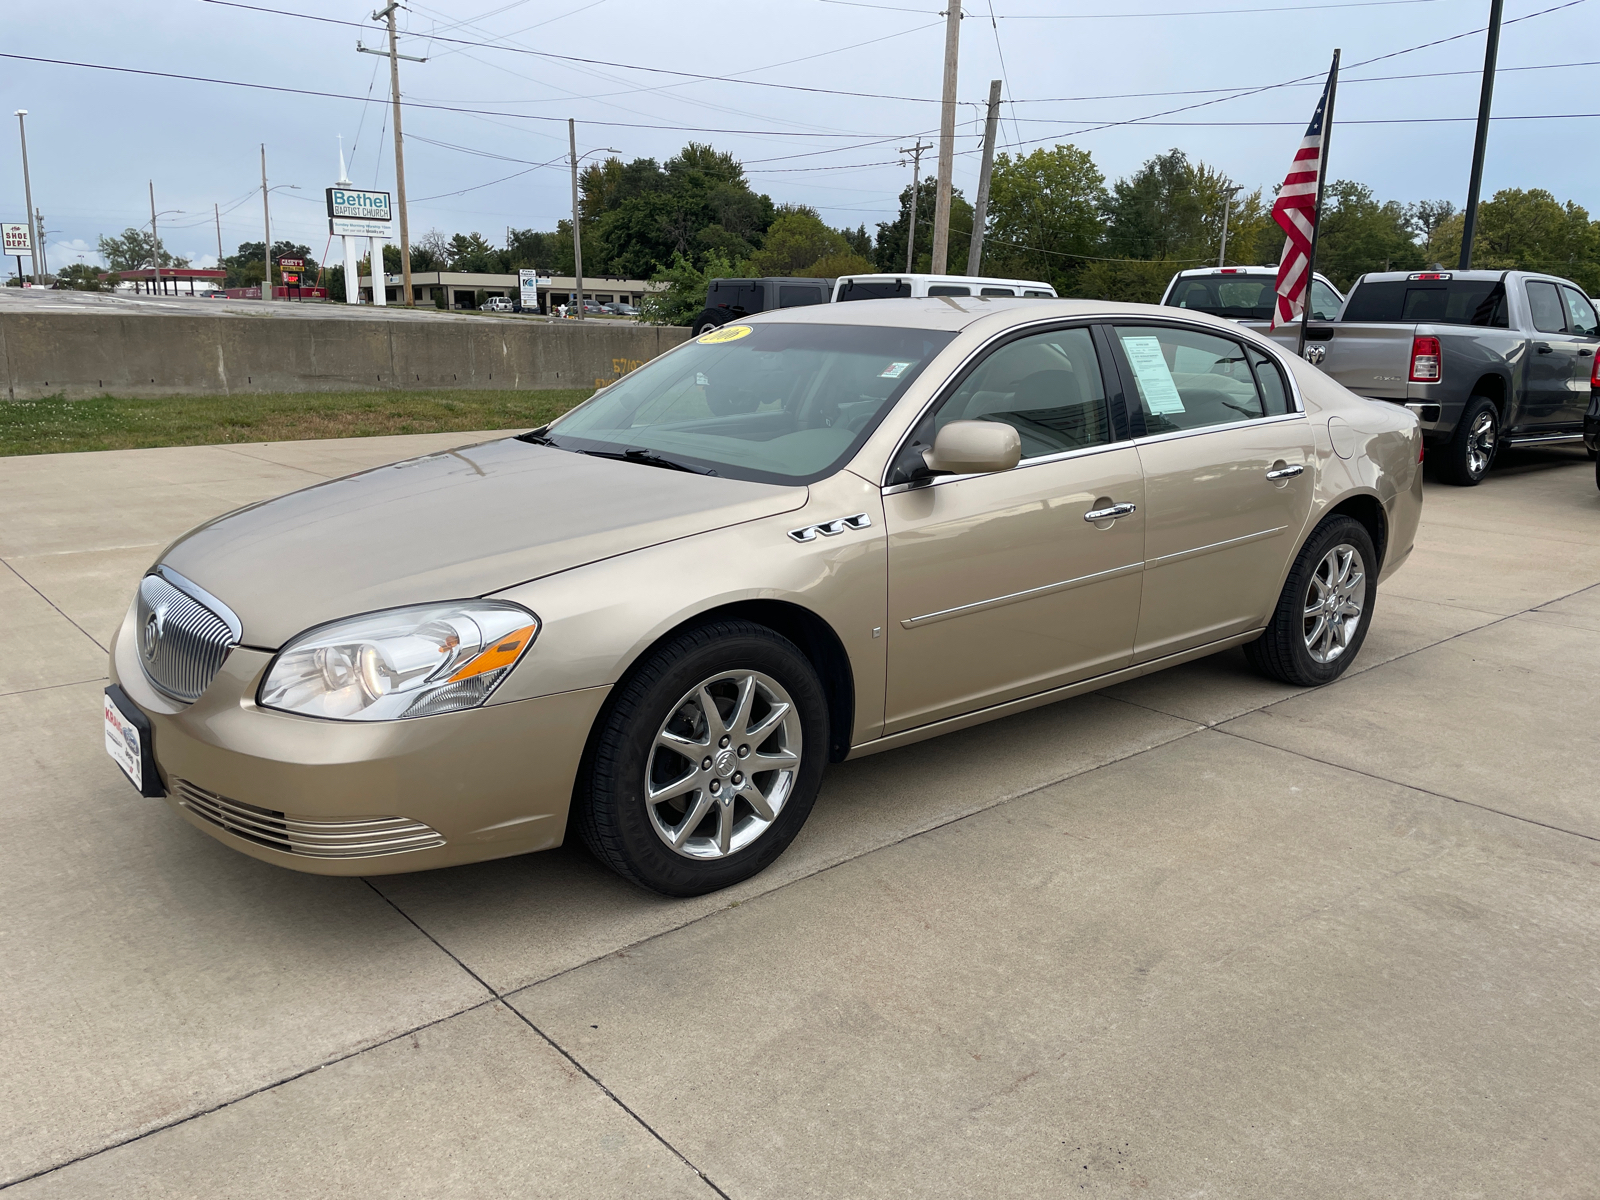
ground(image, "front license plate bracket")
xmin=105 ymin=685 xmax=165 ymax=798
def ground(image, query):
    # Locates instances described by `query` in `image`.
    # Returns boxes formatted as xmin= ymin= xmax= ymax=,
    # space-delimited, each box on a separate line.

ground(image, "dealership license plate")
xmin=104 ymin=691 xmax=146 ymax=791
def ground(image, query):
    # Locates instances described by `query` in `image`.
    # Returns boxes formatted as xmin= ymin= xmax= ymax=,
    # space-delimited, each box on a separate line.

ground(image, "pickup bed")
xmin=1275 ymin=270 xmax=1599 ymax=485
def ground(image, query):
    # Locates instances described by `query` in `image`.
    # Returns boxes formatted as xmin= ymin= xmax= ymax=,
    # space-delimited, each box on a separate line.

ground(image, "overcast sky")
xmin=5 ymin=0 xmax=1595 ymax=271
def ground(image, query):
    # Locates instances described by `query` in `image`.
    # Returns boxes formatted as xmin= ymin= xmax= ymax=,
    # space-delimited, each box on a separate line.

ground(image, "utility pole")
xmin=149 ymin=181 xmax=162 ymax=295
xmin=370 ymin=3 xmax=416 ymax=306
xmin=899 ymin=140 xmax=932 ymax=274
xmin=214 ymin=202 xmax=224 ymax=269
xmin=570 ymin=118 xmax=584 ymax=321
xmin=14 ymin=110 xmax=37 ymax=283
xmin=966 ymin=79 xmax=1001 ymax=277
xmin=1458 ymin=0 xmax=1504 ymax=270
xmin=261 ymin=144 xmax=273 ymax=302
xmin=930 ymin=0 xmax=961 ymax=274
xmin=1218 ymin=185 xmax=1241 ymax=267
xmin=34 ymin=208 xmax=47 ymax=278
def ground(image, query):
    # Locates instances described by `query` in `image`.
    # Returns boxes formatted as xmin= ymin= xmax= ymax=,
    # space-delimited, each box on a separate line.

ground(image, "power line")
xmin=816 ymin=0 xmax=1462 ymax=12
xmin=0 ymin=53 xmax=927 ymax=138
xmin=196 ymin=0 xmax=948 ymax=104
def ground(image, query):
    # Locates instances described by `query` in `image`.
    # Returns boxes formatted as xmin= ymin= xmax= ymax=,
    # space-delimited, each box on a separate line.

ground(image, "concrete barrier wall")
xmin=0 ymin=311 xmax=693 ymax=401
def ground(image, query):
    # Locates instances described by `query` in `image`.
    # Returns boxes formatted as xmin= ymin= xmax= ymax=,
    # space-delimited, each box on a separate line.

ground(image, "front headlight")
xmin=259 ymin=601 xmax=539 ymax=721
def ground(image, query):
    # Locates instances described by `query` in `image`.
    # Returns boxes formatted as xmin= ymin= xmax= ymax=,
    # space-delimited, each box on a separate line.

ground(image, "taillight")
xmin=1409 ymin=336 xmax=1442 ymax=383
xmin=1591 ymin=352 xmax=1599 ymax=389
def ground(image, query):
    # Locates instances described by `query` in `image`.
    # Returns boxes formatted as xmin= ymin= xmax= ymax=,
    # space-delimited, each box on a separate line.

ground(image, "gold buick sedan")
xmin=106 ymin=299 xmax=1423 ymax=895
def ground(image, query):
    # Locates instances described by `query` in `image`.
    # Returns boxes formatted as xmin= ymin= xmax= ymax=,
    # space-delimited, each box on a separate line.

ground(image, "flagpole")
xmin=1299 ymin=48 xmax=1340 ymax=359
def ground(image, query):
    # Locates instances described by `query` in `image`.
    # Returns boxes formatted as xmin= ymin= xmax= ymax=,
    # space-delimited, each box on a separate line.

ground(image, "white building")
xmin=357 ymin=270 xmax=659 ymax=312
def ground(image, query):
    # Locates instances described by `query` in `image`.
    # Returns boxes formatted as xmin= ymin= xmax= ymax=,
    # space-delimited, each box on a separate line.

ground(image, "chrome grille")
xmin=174 ymin=779 xmax=447 ymax=859
xmin=136 ymin=568 xmax=241 ymax=703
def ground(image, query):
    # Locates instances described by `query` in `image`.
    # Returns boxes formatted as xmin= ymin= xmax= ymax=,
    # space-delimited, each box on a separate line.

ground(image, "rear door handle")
xmin=1535 ymin=343 xmax=1554 ymax=354
xmin=1266 ymin=464 xmax=1305 ymax=480
xmin=1581 ymin=348 xmax=1594 ymax=357
xmin=1083 ymin=502 xmax=1137 ymax=522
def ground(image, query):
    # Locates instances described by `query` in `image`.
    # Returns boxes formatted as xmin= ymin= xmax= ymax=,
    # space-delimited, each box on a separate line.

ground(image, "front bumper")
xmin=109 ymin=603 xmax=609 ymax=875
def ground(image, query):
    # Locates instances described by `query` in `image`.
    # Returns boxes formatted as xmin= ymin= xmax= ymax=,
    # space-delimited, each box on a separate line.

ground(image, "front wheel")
xmin=1244 ymin=515 xmax=1377 ymax=687
xmin=1438 ymin=396 xmax=1499 ymax=486
xmin=576 ymin=620 xmax=829 ymax=896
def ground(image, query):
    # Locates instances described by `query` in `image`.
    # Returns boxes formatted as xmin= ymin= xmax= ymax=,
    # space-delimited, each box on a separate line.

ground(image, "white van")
xmin=831 ymin=273 xmax=1057 ymax=302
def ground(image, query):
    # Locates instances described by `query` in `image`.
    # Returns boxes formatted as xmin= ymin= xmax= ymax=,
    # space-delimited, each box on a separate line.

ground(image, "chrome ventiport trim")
xmin=174 ymin=779 xmax=447 ymax=858
xmin=789 ymin=512 xmax=873 ymax=542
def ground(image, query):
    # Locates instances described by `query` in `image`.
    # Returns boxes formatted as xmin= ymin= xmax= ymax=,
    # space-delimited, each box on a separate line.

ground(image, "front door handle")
xmin=1266 ymin=464 xmax=1305 ymax=481
xmin=1083 ymin=502 xmax=1137 ymax=522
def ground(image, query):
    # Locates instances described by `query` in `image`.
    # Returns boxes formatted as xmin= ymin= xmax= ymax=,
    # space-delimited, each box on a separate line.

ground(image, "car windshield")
xmin=546 ymin=322 xmax=955 ymax=484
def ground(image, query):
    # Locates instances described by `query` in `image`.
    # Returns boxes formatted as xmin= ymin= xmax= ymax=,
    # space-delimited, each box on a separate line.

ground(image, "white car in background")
xmin=1162 ymin=267 xmax=1343 ymax=325
xmin=832 ymin=273 xmax=1057 ymax=302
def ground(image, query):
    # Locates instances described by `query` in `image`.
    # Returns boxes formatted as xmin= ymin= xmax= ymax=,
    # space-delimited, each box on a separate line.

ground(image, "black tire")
xmin=1437 ymin=395 xmax=1499 ymax=486
xmin=1244 ymin=515 xmax=1378 ymax=687
xmin=575 ymin=620 xmax=829 ymax=896
xmin=689 ymin=311 xmax=724 ymax=338
xmin=1595 ymin=452 xmax=1599 ymax=491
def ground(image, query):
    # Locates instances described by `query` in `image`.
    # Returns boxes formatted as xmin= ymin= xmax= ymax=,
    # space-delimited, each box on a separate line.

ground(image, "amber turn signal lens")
xmin=449 ymin=623 xmax=539 ymax=682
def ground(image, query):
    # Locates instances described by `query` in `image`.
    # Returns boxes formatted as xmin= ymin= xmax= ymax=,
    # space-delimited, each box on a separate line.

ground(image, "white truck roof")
xmin=833 ymin=273 xmax=1057 ymax=302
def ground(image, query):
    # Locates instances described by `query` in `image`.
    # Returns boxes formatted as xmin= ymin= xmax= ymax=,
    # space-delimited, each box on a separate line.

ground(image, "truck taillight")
xmin=1409 ymin=336 xmax=1442 ymax=383
xmin=1592 ymin=352 xmax=1599 ymax=389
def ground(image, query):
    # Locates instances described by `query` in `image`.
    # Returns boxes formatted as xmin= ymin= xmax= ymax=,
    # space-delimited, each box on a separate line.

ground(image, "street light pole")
xmin=569 ymin=118 xmax=584 ymax=321
xmin=1458 ymin=0 xmax=1504 ymax=270
xmin=15 ymin=110 xmax=37 ymax=283
xmin=261 ymin=144 xmax=273 ymax=303
xmin=930 ymin=0 xmax=961 ymax=275
xmin=149 ymin=181 xmax=162 ymax=296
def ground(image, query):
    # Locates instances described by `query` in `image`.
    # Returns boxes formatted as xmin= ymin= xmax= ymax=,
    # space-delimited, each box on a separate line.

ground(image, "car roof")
xmin=739 ymin=295 xmax=1281 ymax=337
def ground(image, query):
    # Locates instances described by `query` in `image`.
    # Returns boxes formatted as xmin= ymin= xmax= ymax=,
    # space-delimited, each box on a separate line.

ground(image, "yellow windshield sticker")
xmin=697 ymin=324 xmax=753 ymax=344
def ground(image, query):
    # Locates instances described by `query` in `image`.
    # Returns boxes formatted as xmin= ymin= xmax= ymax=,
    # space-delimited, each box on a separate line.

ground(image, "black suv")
xmin=691 ymin=277 xmax=834 ymax=336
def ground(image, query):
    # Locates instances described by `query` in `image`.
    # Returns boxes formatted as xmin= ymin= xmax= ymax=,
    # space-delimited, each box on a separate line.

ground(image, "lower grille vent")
xmin=174 ymin=779 xmax=446 ymax=858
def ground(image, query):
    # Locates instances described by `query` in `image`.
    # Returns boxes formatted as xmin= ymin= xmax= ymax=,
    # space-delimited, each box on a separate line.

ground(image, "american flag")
xmin=1270 ymin=76 xmax=1333 ymax=328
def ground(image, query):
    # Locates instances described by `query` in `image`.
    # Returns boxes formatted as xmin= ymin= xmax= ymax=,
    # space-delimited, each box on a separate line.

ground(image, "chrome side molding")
xmin=789 ymin=513 xmax=873 ymax=543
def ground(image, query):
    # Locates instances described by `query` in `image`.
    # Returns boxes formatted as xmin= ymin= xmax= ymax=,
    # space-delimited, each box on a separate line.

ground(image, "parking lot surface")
xmin=2 ymin=433 xmax=1597 ymax=1197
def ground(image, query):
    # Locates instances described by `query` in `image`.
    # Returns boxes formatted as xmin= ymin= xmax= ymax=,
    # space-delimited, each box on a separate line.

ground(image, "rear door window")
xmin=1559 ymin=286 xmax=1597 ymax=337
xmin=837 ymin=278 xmax=912 ymax=301
xmin=1112 ymin=324 xmax=1266 ymax=435
xmin=777 ymin=285 xmax=824 ymax=308
xmin=1526 ymin=281 xmax=1568 ymax=333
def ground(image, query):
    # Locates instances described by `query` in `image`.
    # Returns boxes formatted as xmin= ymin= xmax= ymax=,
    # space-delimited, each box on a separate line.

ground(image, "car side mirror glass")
xmin=922 ymin=420 xmax=1022 ymax=476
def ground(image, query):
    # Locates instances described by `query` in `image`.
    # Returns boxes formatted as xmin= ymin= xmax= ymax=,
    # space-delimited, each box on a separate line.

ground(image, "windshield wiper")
xmin=581 ymin=448 xmax=716 ymax=475
xmin=516 ymin=426 xmax=554 ymax=445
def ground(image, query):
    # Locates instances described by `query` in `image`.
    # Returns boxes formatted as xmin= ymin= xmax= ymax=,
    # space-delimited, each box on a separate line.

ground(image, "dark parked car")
xmin=691 ymin=277 xmax=833 ymax=337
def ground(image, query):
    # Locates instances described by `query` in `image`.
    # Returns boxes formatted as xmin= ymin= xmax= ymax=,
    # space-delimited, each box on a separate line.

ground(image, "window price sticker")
xmin=1120 ymin=336 xmax=1186 ymax=414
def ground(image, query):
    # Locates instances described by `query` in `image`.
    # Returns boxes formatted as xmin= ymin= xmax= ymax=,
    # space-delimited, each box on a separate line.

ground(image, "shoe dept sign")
xmin=326 ymin=187 xmax=393 ymax=237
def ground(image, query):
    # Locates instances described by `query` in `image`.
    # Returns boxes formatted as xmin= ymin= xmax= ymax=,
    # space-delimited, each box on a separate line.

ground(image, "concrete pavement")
xmin=2 ymin=435 xmax=1597 ymax=1196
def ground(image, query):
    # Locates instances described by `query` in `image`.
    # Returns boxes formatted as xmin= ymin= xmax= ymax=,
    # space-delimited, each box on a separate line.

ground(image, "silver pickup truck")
xmin=1292 ymin=270 xmax=1599 ymax=485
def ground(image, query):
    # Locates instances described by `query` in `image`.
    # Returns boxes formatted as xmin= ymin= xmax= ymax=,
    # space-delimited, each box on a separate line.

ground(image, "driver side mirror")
xmin=922 ymin=420 xmax=1021 ymax=476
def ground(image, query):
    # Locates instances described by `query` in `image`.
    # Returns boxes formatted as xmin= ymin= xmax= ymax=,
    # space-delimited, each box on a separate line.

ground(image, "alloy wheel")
xmin=1302 ymin=543 xmax=1367 ymax=665
xmin=1466 ymin=409 xmax=1497 ymax=478
xmin=645 ymin=670 xmax=802 ymax=860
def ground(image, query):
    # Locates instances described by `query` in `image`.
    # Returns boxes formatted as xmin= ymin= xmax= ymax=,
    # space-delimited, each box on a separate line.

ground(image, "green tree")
xmin=1073 ymin=259 xmax=1184 ymax=303
xmin=874 ymin=178 xmax=972 ymax=274
xmin=983 ymin=144 xmax=1107 ymax=290
xmin=56 ymin=262 xmax=112 ymax=291
xmin=745 ymin=206 xmax=850 ymax=275
xmin=446 ymin=232 xmax=498 ymax=272
xmin=640 ymin=249 xmax=745 ymax=326
xmin=224 ymin=240 xmax=317 ymax=288
xmin=1313 ymin=181 xmax=1422 ymax=288
xmin=97 ymin=228 xmax=180 ymax=272
xmin=1103 ymin=149 xmax=1242 ymax=266
xmin=1470 ymin=188 xmax=1599 ymax=292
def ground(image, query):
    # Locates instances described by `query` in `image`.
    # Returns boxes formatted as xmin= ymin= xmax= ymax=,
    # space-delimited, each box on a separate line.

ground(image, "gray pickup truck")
xmin=1294 ymin=270 xmax=1599 ymax=485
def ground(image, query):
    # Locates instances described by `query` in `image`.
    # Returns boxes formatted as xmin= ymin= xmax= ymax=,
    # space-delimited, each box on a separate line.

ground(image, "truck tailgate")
xmin=1259 ymin=321 xmax=1416 ymax=400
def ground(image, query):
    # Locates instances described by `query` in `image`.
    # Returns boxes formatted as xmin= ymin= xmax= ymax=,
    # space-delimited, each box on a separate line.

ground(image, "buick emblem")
xmin=142 ymin=605 xmax=166 ymax=661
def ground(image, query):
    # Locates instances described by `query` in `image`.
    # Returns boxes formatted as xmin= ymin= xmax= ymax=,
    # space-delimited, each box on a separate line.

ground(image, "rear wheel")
xmin=1245 ymin=515 xmax=1376 ymax=687
xmin=1438 ymin=396 xmax=1499 ymax=486
xmin=576 ymin=620 xmax=828 ymax=896
xmin=689 ymin=311 xmax=723 ymax=337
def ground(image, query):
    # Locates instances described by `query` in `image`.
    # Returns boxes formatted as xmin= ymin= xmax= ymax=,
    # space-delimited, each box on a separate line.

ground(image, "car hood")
xmin=160 ymin=438 xmax=808 ymax=648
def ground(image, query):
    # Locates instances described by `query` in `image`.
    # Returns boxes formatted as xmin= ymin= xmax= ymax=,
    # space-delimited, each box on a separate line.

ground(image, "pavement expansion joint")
xmin=0 ymin=675 xmax=108 ymax=699
xmin=0 ymin=997 xmax=501 ymax=1191
xmin=0 ymin=557 xmax=108 ymax=653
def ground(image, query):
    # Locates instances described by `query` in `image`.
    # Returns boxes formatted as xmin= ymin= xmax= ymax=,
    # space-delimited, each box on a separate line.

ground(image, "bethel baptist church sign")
xmin=326 ymin=188 xmax=393 ymax=238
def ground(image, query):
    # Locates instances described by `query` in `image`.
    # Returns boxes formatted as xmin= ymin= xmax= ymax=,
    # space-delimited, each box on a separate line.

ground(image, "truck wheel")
xmin=1244 ymin=515 xmax=1376 ymax=687
xmin=690 ymin=311 xmax=724 ymax=337
xmin=1438 ymin=396 xmax=1499 ymax=486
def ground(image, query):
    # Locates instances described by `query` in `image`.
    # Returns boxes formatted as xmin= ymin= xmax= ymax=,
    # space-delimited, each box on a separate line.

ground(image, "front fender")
xmin=486 ymin=470 xmax=889 ymax=747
